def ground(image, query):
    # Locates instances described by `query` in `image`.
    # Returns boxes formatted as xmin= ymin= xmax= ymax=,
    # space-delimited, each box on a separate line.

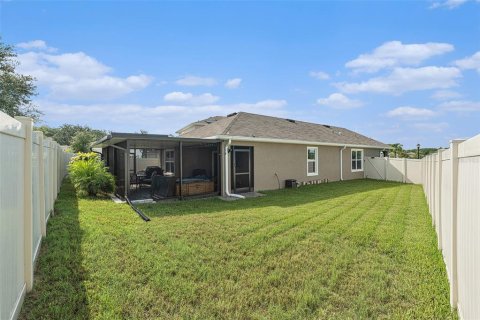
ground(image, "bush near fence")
xmin=0 ymin=111 xmax=72 ymax=320
xmin=365 ymin=135 xmax=480 ymax=320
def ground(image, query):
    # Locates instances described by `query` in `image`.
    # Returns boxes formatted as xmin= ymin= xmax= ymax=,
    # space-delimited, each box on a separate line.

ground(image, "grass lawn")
xmin=20 ymin=179 xmax=456 ymax=319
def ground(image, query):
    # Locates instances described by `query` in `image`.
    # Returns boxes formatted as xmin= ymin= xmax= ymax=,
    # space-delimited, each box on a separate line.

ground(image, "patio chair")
xmin=130 ymin=173 xmax=139 ymax=190
xmin=143 ymin=166 xmax=164 ymax=185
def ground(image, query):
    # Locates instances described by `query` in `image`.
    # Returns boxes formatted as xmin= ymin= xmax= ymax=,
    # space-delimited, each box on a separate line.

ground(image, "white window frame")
xmin=351 ymin=148 xmax=364 ymax=172
xmin=307 ymin=146 xmax=318 ymax=176
xmin=164 ymin=149 xmax=175 ymax=174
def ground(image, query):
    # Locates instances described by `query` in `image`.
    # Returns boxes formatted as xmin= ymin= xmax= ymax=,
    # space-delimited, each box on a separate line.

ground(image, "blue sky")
xmin=1 ymin=1 xmax=479 ymax=148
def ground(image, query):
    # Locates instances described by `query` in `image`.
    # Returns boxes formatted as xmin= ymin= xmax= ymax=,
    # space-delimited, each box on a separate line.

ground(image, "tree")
xmin=71 ymin=131 xmax=97 ymax=153
xmin=0 ymin=38 xmax=41 ymax=120
xmin=389 ymin=143 xmax=404 ymax=158
xmin=36 ymin=124 xmax=106 ymax=146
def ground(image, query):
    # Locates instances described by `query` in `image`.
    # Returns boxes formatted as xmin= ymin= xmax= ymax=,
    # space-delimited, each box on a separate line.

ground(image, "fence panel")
xmin=457 ymin=155 xmax=480 ymax=319
xmin=387 ymin=158 xmax=404 ymax=182
xmin=406 ymin=159 xmax=422 ymax=184
xmin=364 ymin=157 xmax=386 ymax=180
xmin=440 ymin=155 xmax=452 ymax=282
xmin=0 ymin=111 xmax=71 ymax=320
xmin=31 ymin=133 xmax=42 ymax=263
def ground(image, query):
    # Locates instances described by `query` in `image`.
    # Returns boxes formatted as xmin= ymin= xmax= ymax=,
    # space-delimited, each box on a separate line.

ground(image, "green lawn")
xmin=20 ymin=179 xmax=456 ymax=319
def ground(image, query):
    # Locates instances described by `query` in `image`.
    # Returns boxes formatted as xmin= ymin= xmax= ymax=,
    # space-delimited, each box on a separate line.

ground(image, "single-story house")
xmin=92 ymin=112 xmax=388 ymax=200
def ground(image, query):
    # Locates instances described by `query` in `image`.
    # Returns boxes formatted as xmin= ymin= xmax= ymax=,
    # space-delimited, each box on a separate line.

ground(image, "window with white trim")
xmin=307 ymin=147 xmax=318 ymax=176
xmin=164 ymin=149 xmax=175 ymax=174
xmin=351 ymin=149 xmax=363 ymax=172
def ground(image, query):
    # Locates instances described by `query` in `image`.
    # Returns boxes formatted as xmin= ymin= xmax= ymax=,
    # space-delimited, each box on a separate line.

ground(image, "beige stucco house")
xmin=94 ymin=112 xmax=388 ymax=200
xmin=179 ymin=112 xmax=388 ymax=195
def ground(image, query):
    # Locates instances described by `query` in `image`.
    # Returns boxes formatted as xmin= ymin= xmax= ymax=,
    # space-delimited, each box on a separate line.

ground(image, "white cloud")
xmin=36 ymin=99 xmax=288 ymax=134
xmin=16 ymin=40 xmax=57 ymax=52
xmin=316 ymin=93 xmax=363 ymax=109
xmin=430 ymin=0 xmax=469 ymax=9
xmin=439 ymin=100 xmax=480 ymax=112
xmin=345 ymin=41 xmax=454 ymax=73
xmin=175 ymin=75 xmax=217 ymax=87
xmin=224 ymin=78 xmax=242 ymax=89
xmin=386 ymin=106 xmax=437 ymax=119
xmin=431 ymin=90 xmax=462 ymax=100
xmin=454 ymin=51 xmax=480 ymax=73
xmin=163 ymin=91 xmax=220 ymax=105
xmin=336 ymin=66 xmax=461 ymax=95
xmin=233 ymin=99 xmax=287 ymax=110
xmin=17 ymin=48 xmax=152 ymax=100
xmin=412 ymin=122 xmax=449 ymax=132
xmin=309 ymin=71 xmax=330 ymax=80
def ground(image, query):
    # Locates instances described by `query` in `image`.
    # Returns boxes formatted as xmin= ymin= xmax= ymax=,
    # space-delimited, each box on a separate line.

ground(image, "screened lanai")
xmin=92 ymin=133 xmax=222 ymax=201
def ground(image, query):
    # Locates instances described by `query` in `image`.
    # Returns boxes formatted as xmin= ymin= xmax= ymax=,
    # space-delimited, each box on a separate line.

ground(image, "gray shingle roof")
xmin=180 ymin=112 xmax=388 ymax=148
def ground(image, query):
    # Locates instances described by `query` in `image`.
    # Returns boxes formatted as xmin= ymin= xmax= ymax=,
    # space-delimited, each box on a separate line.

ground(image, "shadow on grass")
xmin=139 ymin=179 xmax=405 ymax=219
xmin=19 ymin=180 xmax=90 ymax=320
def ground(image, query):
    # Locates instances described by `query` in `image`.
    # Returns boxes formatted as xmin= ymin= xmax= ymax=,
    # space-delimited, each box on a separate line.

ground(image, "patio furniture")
xmin=136 ymin=170 xmax=146 ymax=187
xmin=143 ymin=166 xmax=163 ymax=185
xmin=130 ymin=173 xmax=139 ymax=189
xmin=151 ymin=175 xmax=176 ymax=199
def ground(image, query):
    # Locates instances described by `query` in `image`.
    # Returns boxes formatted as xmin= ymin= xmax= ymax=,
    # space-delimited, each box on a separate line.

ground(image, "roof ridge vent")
xmin=323 ymin=124 xmax=331 ymax=128
xmin=227 ymin=112 xmax=237 ymax=117
xmin=286 ymin=118 xmax=296 ymax=123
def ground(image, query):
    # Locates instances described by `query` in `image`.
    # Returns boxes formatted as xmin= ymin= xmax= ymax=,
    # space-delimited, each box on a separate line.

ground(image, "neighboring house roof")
xmin=180 ymin=112 xmax=388 ymax=148
xmin=175 ymin=116 xmax=226 ymax=135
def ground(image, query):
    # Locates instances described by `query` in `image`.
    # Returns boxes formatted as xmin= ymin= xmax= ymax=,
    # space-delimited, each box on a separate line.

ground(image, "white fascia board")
xmin=203 ymin=135 xmax=386 ymax=150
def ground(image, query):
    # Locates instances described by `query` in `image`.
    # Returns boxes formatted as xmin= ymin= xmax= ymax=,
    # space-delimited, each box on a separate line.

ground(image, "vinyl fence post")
xmin=15 ymin=116 xmax=34 ymax=292
xmin=46 ymin=138 xmax=54 ymax=217
xmin=384 ymin=157 xmax=388 ymax=181
xmin=437 ymin=149 xmax=443 ymax=250
xmin=36 ymin=132 xmax=47 ymax=237
xmin=403 ymin=158 xmax=407 ymax=183
xmin=449 ymin=140 xmax=463 ymax=309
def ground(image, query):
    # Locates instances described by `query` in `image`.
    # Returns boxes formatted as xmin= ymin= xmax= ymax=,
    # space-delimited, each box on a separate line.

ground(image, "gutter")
xmin=224 ymin=139 xmax=245 ymax=199
xmin=206 ymin=135 xmax=387 ymax=150
xmin=340 ymin=145 xmax=347 ymax=181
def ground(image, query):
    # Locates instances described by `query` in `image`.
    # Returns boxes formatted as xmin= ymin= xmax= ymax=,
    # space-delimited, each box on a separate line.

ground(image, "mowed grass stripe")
xmin=254 ymin=185 xmax=395 ymax=258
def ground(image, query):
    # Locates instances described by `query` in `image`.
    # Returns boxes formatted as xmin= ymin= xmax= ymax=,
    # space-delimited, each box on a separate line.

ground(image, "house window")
xmin=307 ymin=147 xmax=318 ymax=176
xmin=351 ymin=149 xmax=364 ymax=172
xmin=164 ymin=149 xmax=175 ymax=174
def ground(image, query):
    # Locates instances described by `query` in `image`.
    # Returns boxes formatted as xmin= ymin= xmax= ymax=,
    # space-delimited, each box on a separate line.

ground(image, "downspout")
xmin=224 ymin=139 xmax=245 ymax=199
xmin=340 ymin=145 xmax=346 ymax=181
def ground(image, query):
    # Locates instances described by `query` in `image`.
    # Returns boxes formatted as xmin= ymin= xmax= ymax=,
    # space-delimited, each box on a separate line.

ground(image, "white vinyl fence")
xmin=0 ymin=112 xmax=72 ymax=320
xmin=364 ymin=156 xmax=423 ymax=184
xmin=366 ymin=136 xmax=480 ymax=319
xmin=423 ymin=136 xmax=480 ymax=320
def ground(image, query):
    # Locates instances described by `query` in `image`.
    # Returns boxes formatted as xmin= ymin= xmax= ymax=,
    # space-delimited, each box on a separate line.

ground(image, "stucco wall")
xmin=230 ymin=141 xmax=382 ymax=192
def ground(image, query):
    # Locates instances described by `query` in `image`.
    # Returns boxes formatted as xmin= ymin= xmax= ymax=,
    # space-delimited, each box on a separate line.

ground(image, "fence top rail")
xmin=441 ymin=148 xmax=451 ymax=161
xmin=0 ymin=111 xmax=26 ymax=139
xmin=458 ymin=134 xmax=480 ymax=158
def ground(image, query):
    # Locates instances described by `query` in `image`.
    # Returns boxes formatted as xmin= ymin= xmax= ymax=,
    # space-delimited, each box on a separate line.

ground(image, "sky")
xmin=1 ymin=0 xmax=479 ymax=148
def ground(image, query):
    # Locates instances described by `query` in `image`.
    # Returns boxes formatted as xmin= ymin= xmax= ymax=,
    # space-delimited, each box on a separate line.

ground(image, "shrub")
xmin=70 ymin=152 xmax=99 ymax=162
xmin=69 ymin=152 xmax=115 ymax=197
